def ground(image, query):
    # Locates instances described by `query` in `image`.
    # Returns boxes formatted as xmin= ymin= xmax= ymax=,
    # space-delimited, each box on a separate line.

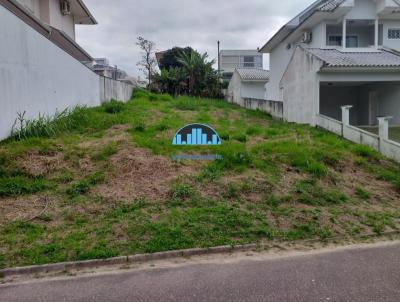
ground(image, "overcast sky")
xmin=76 ymin=0 xmax=315 ymax=79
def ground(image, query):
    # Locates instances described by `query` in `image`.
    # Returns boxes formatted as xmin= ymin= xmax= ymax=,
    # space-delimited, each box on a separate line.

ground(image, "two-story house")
xmin=219 ymin=50 xmax=263 ymax=82
xmin=14 ymin=0 xmax=96 ymax=40
xmin=260 ymin=0 xmax=400 ymax=126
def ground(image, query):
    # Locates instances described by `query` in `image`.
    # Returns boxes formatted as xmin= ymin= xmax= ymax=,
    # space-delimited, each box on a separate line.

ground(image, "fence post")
xmin=341 ymin=105 xmax=353 ymax=137
xmin=378 ymin=116 xmax=392 ymax=142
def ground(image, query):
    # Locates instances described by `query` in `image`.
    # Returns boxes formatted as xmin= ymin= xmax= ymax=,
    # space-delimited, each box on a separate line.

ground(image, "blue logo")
xmin=173 ymin=124 xmax=221 ymax=146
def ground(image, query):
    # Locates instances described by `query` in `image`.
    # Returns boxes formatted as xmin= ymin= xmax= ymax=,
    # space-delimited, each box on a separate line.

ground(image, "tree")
xmin=136 ymin=36 xmax=157 ymax=87
xmin=177 ymin=50 xmax=218 ymax=96
xmin=159 ymin=47 xmax=193 ymax=70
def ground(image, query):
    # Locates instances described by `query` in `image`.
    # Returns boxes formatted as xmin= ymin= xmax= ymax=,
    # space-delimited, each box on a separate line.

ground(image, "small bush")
xmin=170 ymin=184 xmax=193 ymax=200
xmin=133 ymin=122 xmax=146 ymax=132
xmin=91 ymin=143 xmax=118 ymax=161
xmin=66 ymin=172 xmax=104 ymax=198
xmin=352 ymin=145 xmax=380 ymax=160
xmin=132 ymin=88 xmax=150 ymax=99
xmin=233 ymin=134 xmax=247 ymax=143
xmin=246 ymin=127 xmax=262 ymax=136
xmin=0 ymin=176 xmax=48 ymax=197
xmin=158 ymin=94 xmax=173 ymax=102
xmin=102 ymin=100 xmax=125 ymax=114
xmin=355 ymin=187 xmax=371 ymax=200
xmin=294 ymin=179 xmax=348 ymax=206
xmin=219 ymin=133 xmax=230 ymax=141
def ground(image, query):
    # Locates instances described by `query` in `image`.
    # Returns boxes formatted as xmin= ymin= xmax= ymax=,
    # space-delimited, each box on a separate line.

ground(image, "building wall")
xmin=49 ymin=0 xmax=75 ymax=39
xmin=0 ymin=5 xmax=133 ymax=140
xmin=241 ymin=82 xmax=266 ymax=100
xmin=226 ymin=71 xmax=242 ymax=105
xmin=265 ymin=41 xmax=295 ymax=101
xmin=280 ymin=46 xmax=322 ymax=125
xmin=345 ymin=0 xmax=377 ymax=19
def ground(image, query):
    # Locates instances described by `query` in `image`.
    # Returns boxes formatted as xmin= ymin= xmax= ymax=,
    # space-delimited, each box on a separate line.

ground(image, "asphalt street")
xmin=1 ymin=242 xmax=400 ymax=302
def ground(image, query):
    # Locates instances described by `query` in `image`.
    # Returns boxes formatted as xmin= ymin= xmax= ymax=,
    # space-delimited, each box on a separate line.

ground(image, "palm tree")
xmin=177 ymin=50 xmax=216 ymax=96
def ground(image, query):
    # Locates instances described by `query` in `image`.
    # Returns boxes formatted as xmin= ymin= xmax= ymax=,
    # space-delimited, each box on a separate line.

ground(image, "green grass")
xmin=0 ymin=91 xmax=400 ymax=269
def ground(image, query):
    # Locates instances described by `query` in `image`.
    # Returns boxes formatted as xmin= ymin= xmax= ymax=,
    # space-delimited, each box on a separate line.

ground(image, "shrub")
xmin=0 ymin=176 xmax=48 ymax=197
xmin=355 ymin=187 xmax=371 ymax=200
xmin=102 ymin=100 xmax=125 ymax=114
xmin=233 ymin=134 xmax=247 ymax=143
xmin=132 ymin=88 xmax=150 ymax=99
xmin=170 ymin=184 xmax=193 ymax=200
xmin=352 ymin=145 xmax=380 ymax=160
xmin=133 ymin=122 xmax=146 ymax=132
xmin=66 ymin=172 xmax=104 ymax=198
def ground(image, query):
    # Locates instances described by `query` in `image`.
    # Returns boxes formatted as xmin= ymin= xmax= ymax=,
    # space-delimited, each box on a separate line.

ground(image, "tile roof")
xmin=302 ymin=48 xmax=400 ymax=68
xmin=318 ymin=0 xmax=346 ymax=12
xmin=236 ymin=68 xmax=270 ymax=81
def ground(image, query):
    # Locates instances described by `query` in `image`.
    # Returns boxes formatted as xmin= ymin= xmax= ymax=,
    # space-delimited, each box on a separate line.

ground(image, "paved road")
xmin=1 ymin=243 xmax=400 ymax=302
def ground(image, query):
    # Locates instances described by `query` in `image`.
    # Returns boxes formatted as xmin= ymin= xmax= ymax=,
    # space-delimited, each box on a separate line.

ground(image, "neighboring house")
xmin=14 ymin=0 xmax=96 ymax=40
xmin=0 ymin=0 xmax=134 ymax=140
xmin=219 ymin=50 xmax=263 ymax=82
xmin=91 ymin=58 xmax=129 ymax=81
xmin=260 ymin=0 xmax=400 ymax=126
xmin=227 ymin=68 xmax=270 ymax=105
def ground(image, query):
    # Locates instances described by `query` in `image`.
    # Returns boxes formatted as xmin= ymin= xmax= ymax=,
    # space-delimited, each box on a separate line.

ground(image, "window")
xmin=346 ymin=20 xmax=375 ymax=48
xmin=243 ymin=56 xmax=255 ymax=67
xmin=328 ymin=35 xmax=342 ymax=46
xmin=388 ymin=29 xmax=400 ymax=39
xmin=326 ymin=23 xmax=343 ymax=46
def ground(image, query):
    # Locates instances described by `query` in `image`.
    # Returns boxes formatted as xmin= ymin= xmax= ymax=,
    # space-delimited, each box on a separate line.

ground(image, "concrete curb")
xmin=1 ymin=231 xmax=399 ymax=278
xmin=0 ymin=244 xmax=259 ymax=278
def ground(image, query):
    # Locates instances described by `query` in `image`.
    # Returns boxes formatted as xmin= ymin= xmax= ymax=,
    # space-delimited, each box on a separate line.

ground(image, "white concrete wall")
xmin=345 ymin=0 xmax=377 ymax=19
xmin=241 ymin=82 xmax=266 ymax=100
xmin=265 ymin=42 xmax=295 ymax=101
xmin=49 ymin=0 xmax=75 ymax=39
xmin=317 ymin=113 xmax=400 ymax=163
xmin=382 ymin=20 xmax=400 ymax=51
xmin=280 ymin=46 xmax=322 ymax=125
xmin=0 ymin=5 xmax=133 ymax=140
xmin=226 ymin=71 xmax=242 ymax=105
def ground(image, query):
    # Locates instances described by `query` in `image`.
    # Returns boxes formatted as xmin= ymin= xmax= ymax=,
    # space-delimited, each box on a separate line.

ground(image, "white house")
xmin=260 ymin=0 xmax=400 ymax=127
xmin=219 ymin=50 xmax=263 ymax=82
xmin=0 ymin=0 xmax=134 ymax=140
xmin=14 ymin=0 xmax=96 ymax=40
xmin=227 ymin=68 xmax=270 ymax=105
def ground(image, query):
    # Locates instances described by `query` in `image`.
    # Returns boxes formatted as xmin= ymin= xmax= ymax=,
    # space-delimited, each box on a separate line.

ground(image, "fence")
xmin=316 ymin=106 xmax=400 ymax=163
xmin=242 ymin=98 xmax=283 ymax=119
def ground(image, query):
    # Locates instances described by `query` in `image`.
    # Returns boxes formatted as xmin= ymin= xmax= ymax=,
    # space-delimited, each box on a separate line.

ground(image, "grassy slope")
xmin=0 ymin=91 xmax=400 ymax=269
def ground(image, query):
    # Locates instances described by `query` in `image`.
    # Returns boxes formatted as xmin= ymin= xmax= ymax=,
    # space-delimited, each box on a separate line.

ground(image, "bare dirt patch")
xmin=78 ymin=124 xmax=131 ymax=149
xmin=336 ymin=159 xmax=400 ymax=203
xmin=19 ymin=151 xmax=66 ymax=177
xmin=95 ymin=146 xmax=196 ymax=201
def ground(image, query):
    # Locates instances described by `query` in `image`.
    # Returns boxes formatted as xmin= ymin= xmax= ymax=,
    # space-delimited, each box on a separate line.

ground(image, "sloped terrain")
xmin=0 ymin=91 xmax=400 ymax=269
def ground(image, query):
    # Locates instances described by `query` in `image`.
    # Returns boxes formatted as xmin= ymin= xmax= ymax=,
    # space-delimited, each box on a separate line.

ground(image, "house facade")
xmin=219 ymin=50 xmax=263 ymax=82
xmin=14 ymin=0 xmax=96 ymax=40
xmin=0 ymin=0 xmax=134 ymax=140
xmin=227 ymin=68 xmax=270 ymax=105
xmin=260 ymin=0 xmax=400 ymax=126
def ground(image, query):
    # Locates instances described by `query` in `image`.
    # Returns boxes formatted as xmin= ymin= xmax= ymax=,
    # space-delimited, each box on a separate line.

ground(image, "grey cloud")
xmin=76 ymin=0 xmax=316 ymax=78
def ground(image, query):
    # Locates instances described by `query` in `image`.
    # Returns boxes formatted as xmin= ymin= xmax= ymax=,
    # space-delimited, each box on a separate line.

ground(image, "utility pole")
xmin=217 ymin=40 xmax=221 ymax=74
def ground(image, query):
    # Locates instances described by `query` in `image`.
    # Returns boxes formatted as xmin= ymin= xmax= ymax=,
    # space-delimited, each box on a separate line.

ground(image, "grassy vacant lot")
xmin=1 ymin=90 xmax=400 ymax=269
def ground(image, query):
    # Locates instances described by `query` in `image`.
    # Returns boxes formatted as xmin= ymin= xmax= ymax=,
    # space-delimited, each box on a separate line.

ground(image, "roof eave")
xmin=319 ymin=66 xmax=400 ymax=72
xmin=75 ymin=0 xmax=97 ymax=25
